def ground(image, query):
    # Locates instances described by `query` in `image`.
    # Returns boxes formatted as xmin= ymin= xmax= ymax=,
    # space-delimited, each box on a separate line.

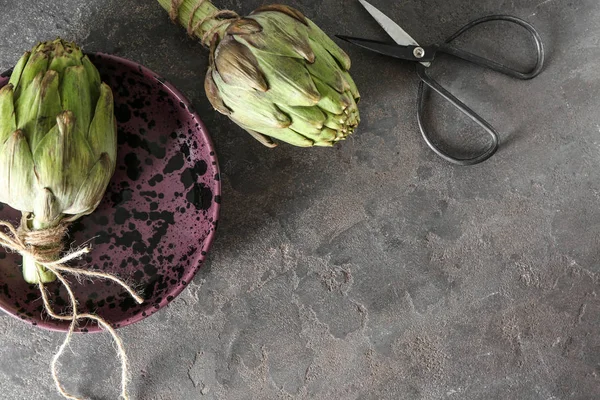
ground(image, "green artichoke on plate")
xmin=0 ymin=39 xmax=117 ymax=283
xmin=158 ymin=1 xmax=360 ymax=147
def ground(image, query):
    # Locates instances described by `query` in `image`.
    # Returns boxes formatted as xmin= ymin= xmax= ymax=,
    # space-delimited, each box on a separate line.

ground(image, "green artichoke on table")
xmin=0 ymin=39 xmax=117 ymax=284
xmin=158 ymin=0 xmax=360 ymax=147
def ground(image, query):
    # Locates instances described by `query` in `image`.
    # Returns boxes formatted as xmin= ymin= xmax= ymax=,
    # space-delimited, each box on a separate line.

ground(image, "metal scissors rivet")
xmin=413 ymin=47 xmax=425 ymax=58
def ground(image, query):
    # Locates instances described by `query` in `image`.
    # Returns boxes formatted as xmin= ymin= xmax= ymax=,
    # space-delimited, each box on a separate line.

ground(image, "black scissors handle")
xmin=418 ymin=15 xmax=545 ymax=165
xmin=416 ymin=64 xmax=499 ymax=165
xmin=437 ymin=15 xmax=545 ymax=79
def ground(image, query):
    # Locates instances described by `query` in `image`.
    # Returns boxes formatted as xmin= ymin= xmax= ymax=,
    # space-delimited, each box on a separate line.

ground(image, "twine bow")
xmin=0 ymin=217 xmax=144 ymax=400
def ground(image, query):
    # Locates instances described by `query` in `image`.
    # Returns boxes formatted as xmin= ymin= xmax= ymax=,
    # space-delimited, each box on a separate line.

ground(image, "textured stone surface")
xmin=1 ymin=0 xmax=600 ymax=399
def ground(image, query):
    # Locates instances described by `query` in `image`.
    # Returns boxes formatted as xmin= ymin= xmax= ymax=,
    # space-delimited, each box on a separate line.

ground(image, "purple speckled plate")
xmin=0 ymin=53 xmax=220 ymax=332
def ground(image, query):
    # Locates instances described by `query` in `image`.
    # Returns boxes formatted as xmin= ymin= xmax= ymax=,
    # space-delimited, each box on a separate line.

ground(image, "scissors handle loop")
xmin=416 ymin=64 xmax=499 ymax=166
xmin=439 ymin=15 xmax=545 ymax=80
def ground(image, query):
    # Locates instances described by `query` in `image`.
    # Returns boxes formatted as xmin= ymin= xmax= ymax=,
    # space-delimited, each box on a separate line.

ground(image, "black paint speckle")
xmin=115 ymin=207 xmax=131 ymax=224
xmin=115 ymin=103 xmax=131 ymax=123
xmin=180 ymin=160 xmax=208 ymax=189
xmin=124 ymin=152 xmax=142 ymax=181
xmin=148 ymin=174 xmax=164 ymax=186
xmin=111 ymin=188 xmax=133 ymax=206
xmin=187 ymin=183 xmax=213 ymax=210
xmin=163 ymin=153 xmax=185 ymax=174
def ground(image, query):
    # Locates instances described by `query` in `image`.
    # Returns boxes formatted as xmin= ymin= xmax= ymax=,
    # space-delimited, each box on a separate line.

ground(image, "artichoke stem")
xmin=157 ymin=0 xmax=227 ymax=42
xmin=22 ymin=256 xmax=56 ymax=284
xmin=21 ymin=217 xmax=58 ymax=284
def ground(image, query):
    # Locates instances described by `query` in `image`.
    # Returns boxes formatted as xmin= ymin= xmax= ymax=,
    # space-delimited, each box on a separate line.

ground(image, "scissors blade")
xmin=358 ymin=0 xmax=430 ymax=67
xmin=359 ymin=0 xmax=420 ymax=46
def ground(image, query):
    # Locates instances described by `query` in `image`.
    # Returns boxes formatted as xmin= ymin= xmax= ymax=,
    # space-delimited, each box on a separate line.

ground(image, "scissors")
xmin=337 ymin=0 xmax=545 ymax=166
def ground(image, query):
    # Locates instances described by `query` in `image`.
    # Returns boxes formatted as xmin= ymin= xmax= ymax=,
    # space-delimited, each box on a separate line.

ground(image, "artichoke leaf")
xmin=47 ymin=38 xmax=85 ymax=75
xmin=294 ymin=123 xmax=337 ymax=143
xmin=245 ymin=47 xmax=320 ymax=107
xmin=323 ymin=111 xmax=347 ymax=131
xmin=305 ymin=38 xmax=348 ymax=94
xmin=214 ymin=36 xmax=268 ymax=92
xmin=82 ymin=55 xmax=102 ymax=107
xmin=0 ymin=130 xmax=35 ymax=210
xmin=277 ymin=103 xmax=326 ymax=127
xmin=33 ymin=188 xmax=61 ymax=226
xmin=244 ymin=129 xmax=277 ymax=148
xmin=313 ymin=77 xmax=354 ymax=115
xmin=0 ymin=84 xmax=16 ymax=145
xmin=276 ymin=103 xmax=328 ymax=138
xmin=62 ymin=114 xmax=96 ymax=208
xmin=278 ymin=105 xmax=340 ymax=143
xmin=340 ymin=70 xmax=361 ymax=101
xmin=320 ymin=127 xmax=343 ymax=144
xmin=204 ymin=67 xmax=231 ymax=115
xmin=48 ymin=54 xmax=82 ymax=77
xmin=8 ymin=51 xmax=31 ymax=89
xmin=13 ymin=51 xmax=48 ymax=99
xmin=30 ymin=70 xmax=62 ymax=150
xmin=240 ymin=13 xmax=314 ymax=62
xmin=344 ymin=105 xmax=361 ymax=128
xmin=287 ymin=117 xmax=322 ymax=137
xmin=66 ymin=153 xmax=112 ymax=215
xmin=307 ymin=19 xmax=352 ymax=71
xmin=33 ymin=111 xmax=95 ymax=209
xmin=214 ymin=71 xmax=292 ymax=130
xmin=61 ymin=65 xmax=93 ymax=136
xmin=226 ymin=18 xmax=263 ymax=36
xmin=31 ymin=121 xmax=67 ymax=201
xmin=249 ymin=126 xmax=314 ymax=147
xmin=15 ymin=71 xmax=44 ymax=144
xmin=88 ymin=83 xmax=117 ymax=165
xmin=251 ymin=5 xmax=308 ymax=26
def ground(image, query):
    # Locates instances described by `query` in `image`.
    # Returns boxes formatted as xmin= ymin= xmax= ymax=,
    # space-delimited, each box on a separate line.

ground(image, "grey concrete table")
xmin=1 ymin=0 xmax=599 ymax=399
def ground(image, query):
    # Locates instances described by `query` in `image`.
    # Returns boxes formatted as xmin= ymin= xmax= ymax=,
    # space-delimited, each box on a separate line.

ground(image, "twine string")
xmin=169 ymin=0 xmax=240 ymax=45
xmin=0 ymin=217 xmax=144 ymax=400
